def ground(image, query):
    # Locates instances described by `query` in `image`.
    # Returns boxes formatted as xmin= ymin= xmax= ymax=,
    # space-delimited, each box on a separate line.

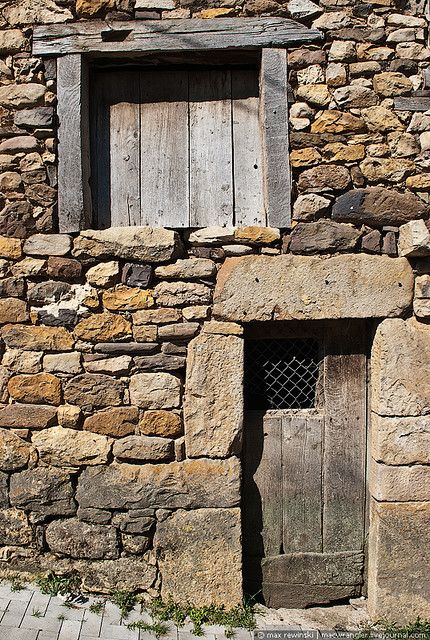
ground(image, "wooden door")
xmin=242 ymin=322 xmax=367 ymax=608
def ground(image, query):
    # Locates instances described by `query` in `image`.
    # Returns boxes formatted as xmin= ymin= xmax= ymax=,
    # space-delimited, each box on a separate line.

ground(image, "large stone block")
xmin=371 ymin=414 xmax=430 ymax=465
xmin=73 ymin=227 xmax=181 ymax=263
xmin=184 ymin=333 xmax=243 ymax=458
xmin=0 ymin=508 xmax=32 ymax=546
xmin=372 ymin=318 xmax=430 ymax=416
xmin=32 ymin=427 xmax=111 ymax=468
xmin=154 ymin=508 xmax=242 ymax=606
xmin=81 ymin=557 xmax=157 ymax=592
xmin=8 ymin=373 xmax=61 ymax=405
xmin=370 ymin=459 xmax=430 ymax=501
xmin=213 ymin=255 xmax=413 ymax=321
xmin=45 ymin=518 xmax=119 ymax=560
xmin=154 ymin=281 xmax=212 ymax=307
xmin=1 ymin=324 xmax=73 ymax=351
xmin=0 ymin=428 xmax=34 ymax=471
xmin=74 ymin=313 xmax=132 ymax=342
xmin=76 ymin=458 xmax=241 ymax=510
xmin=64 ymin=374 xmax=124 ymax=410
xmin=129 ymin=373 xmax=181 ymax=409
xmin=83 ymin=407 xmax=138 ymax=438
xmin=368 ymin=499 xmax=430 ymax=622
xmin=0 ymin=404 xmax=57 ymax=430
xmin=10 ymin=467 xmax=75 ymax=521
xmin=113 ymin=435 xmax=174 ymax=462
xmin=332 ymin=188 xmax=427 ymax=227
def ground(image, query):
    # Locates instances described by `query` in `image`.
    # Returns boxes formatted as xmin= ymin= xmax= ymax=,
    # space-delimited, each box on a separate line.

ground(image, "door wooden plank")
xmin=323 ymin=321 xmax=367 ymax=552
xmin=57 ymin=54 xmax=91 ymax=232
xmin=189 ymin=69 xmax=233 ymax=227
xmin=140 ymin=69 xmax=189 ymax=227
xmin=262 ymin=583 xmax=360 ymax=609
xmin=109 ymin=71 xmax=141 ymax=227
xmin=232 ymin=69 xmax=264 ymax=226
xmin=262 ymin=551 xmax=364 ymax=585
xmin=259 ymin=48 xmax=291 ymax=227
xmin=282 ymin=414 xmax=323 ymax=553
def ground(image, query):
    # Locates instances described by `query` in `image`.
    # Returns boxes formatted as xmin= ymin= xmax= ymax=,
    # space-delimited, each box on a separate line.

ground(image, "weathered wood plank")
xmin=323 ymin=321 xmax=367 ymax=553
xmin=189 ymin=69 xmax=233 ymax=227
xmin=109 ymin=72 xmax=141 ymax=227
xmin=259 ymin=48 xmax=291 ymax=228
xmin=282 ymin=414 xmax=323 ymax=553
xmin=57 ymin=54 xmax=91 ymax=232
xmin=33 ymin=19 xmax=322 ymax=56
xmin=140 ymin=69 xmax=189 ymax=227
xmin=262 ymin=583 xmax=360 ymax=609
xmin=394 ymin=95 xmax=430 ymax=111
xmin=232 ymin=69 xmax=265 ymax=226
xmin=262 ymin=551 xmax=364 ymax=585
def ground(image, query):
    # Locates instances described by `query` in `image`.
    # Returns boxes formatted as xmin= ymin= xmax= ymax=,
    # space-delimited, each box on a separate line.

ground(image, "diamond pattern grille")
xmin=244 ymin=339 xmax=320 ymax=410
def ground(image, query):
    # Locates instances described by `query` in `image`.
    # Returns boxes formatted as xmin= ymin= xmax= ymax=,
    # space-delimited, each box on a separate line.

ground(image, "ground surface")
xmin=0 ymin=583 xmax=370 ymax=640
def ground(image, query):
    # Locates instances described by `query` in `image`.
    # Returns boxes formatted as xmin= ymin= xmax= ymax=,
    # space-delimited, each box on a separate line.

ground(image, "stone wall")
xmin=0 ymin=0 xmax=429 ymax=623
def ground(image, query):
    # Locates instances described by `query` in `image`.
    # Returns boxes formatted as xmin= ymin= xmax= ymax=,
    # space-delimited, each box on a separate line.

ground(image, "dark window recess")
xmin=244 ymin=339 xmax=320 ymax=410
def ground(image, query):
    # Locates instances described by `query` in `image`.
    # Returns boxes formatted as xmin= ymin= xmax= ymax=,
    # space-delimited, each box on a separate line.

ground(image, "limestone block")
xmin=0 ymin=428 xmax=34 ymax=471
xmin=81 ymin=556 xmax=157 ymax=592
xmin=155 ymin=508 xmax=242 ymax=606
xmin=371 ymin=414 xmax=430 ymax=465
xmin=43 ymin=352 xmax=82 ymax=375
xmin=23 ymin=234 xmax=72 ymax=256
xmin=368 ymin=499 xmax=430 ymax=622
xmin=129 ymin=373 xmax=181 ymax=409
xmin=32 ymin=426 xmax=111 ymax=468
xmin=84 ymin=407 xmax=138 ymax=438
xmin=86 ymin=261 xmax=119 ymax=287
xmin=76 ymin=458 xmax=241 ymax=510
xmin=371 ymin=318 xmax=430 ymax=416
xmin=370 ymin=458 xmax=430 ymax=501
xmin=1 ymin=324 xmax=73 ymax=351
xmin=84 ymin=356 xmax=131 ymax=376
xmin=10 ymin=467 xmax=75 ymax=520
xmin=113 ymin=435 xmax=174 ymax=462
xmin=399 ymin=219 xmax=430 ymax=257
xmin=133 ymin=308 xmax=182 ymax=324
xmin=155 ymin=258 xmax=216 ymax=279
xmin=213 ymin=255 xmax=413 ymax=322
xmin=74 ymin=312 xmax=131 ymax=342
xmin=46 ymin=519 xmax=119 ymax=560
xmin=154 ymin=281 xmax=212 ymax=307
xmin=73 ymin=227 xmax=180 ymax=263
xmin=184 ymin=333 xmax=243 ymax=458
xmin=0 ymin=30 xmax=26 ymax=55
xmin=188 ymin=227 xmax=235 ymax=245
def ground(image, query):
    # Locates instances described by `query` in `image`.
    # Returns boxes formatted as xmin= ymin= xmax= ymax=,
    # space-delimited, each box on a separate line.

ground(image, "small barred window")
xmin=244 ymin=339 xmax=321 ymax=411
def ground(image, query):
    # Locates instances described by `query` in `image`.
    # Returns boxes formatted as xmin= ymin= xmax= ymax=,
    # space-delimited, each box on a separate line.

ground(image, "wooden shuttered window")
xmin=90 ymin=51 xmax=290 ymax=229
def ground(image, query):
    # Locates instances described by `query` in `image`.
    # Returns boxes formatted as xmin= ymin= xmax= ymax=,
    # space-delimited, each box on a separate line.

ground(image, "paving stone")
xmin=0 ymin=630 xmax=38 ymax=640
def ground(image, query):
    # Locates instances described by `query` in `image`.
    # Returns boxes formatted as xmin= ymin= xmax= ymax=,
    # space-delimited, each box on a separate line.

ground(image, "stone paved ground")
xmin=0 ymin=582 xmax=369 ymax=640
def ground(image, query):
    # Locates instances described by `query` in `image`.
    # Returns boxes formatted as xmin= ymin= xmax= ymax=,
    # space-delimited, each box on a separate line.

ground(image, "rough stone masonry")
xmin=0 ymin=0 xmax=428 ymax=626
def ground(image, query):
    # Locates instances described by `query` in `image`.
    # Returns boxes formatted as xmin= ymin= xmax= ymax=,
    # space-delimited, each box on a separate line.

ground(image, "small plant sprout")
xmin=89 ymin=600 xmax=105 ymax=616
xmin=31 ymin=608 xmax=43 ymax=618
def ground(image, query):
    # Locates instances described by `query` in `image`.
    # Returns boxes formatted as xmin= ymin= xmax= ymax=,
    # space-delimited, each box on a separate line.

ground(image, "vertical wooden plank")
xmin=323 ymin=321 xmax=367 ymax=552
xmin=90 ymin=71 xmax=113 ymax=229
xmin=232 ymin=69 xmax=265 ymax=226
xmin=282 ymin=414 xmax=323 ymax=553
xmin=189 ymin=69 xmax=233 ymax=227
xmin=259 ymin=48 xmax=291 ymax=228
xmin=140 ymin=69 xmax=189 ymax=227
xmin=110 ymin=71 xmax=141 ymax=227
xmin=57 ymin=54 xmax=91 ymax=232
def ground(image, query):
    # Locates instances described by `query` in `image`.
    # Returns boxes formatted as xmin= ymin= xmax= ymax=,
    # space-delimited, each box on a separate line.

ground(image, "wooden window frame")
xmin=33 ymin=18 xmax=321 ymax=232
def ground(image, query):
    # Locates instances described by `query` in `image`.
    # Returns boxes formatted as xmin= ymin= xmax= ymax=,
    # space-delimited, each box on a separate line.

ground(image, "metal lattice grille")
xmin=244 ymin=339 xmax=320 ymax=410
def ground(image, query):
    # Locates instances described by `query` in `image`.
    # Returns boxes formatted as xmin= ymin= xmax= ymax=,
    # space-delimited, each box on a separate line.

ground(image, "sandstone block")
xmin=129 ymin=373 xmax=181 ymax=409
xmin=182 ymin=306 xmax=209 ymax=321
xmin=213 ymin=255 xmax=413 ymax=322
xmin=57 ymin=404 xmax=82 ymax=429
xmin=77 ymin=458 xmax=241 ymax=510
xmin=1 ymin=324 xmax=73 ymax=351
xmin=368 ymin=500 xmax=430 ymax=622
xmin=122 ymin=534 xmax=151 ymax=555
xmin=84 ymin=355 xmax=131 ymax=375
xmin=296 ymin=84 xmax=331 ymax=106
xmin=3 ymin=0 xmax=73 ymax=24
xmin=0 ymin=201 xmax=37 ymax=238
xmin=155 ymin=508 xmax=242 ymax=606
xmin=297 ymin=165 xmax=350 ymax=192
xmin=113 ymin=435 xmax=174 ymax=462
xmin=184 ymin=333 xmax=243 ymax=458
xmin=64 ymin=374 xmax=124 ymax=409
xmin=0 ymin=298 xmax=28 ymax=324
xmin=83 ymin=407 xmax=138 ymax=438
xmin=398 ymin=220 xmax=430 ymax=257
xmin=406 ymin=174 xmax=430 ymax=190
xmin=14 ymin=107 xmax=54 ymax=128
xmin=0 ymin=136 xmax=39 ymax=154
xmin=158 ymin=323 xmax=199 ymax=340
xmin=32 ymin=426 xmax=111 ymax=467
xmin=133 ymin=353 xmax=186 ymax=372
xmin=0 ymin=428 xmax=34 ymax=471
xmin=76 ymin=0 xmax=114 ymax=16
xmin=415 ymin=274 xmax=430 ymax=298
xmin=0 ymin=472 xmax=7 ymax=508
xmin=373 ymin=71 xmax=413 ymax=96
xmin=133 ymin=308 xmax=182 ymax=324
xmin=43 ymin=352 xmax=82 ymax=375
xmin=202 ymin=321 xmax=243 ymax=335
xmin=27 ymin=280 xmax=72 ymax=305
xmin=47 ymin=257 xmax=82 ymax=280
xmin=188 ymin=227 xmax=235 ymax=245
xmin=332 ymin=188 xmax=427 ymax=227
xmin=46 ymin=518 xmax=119 ymax=560
xmin=0 ymin=30 xmax=26 ymax=55
xmin=289 ymin=220 xmax=361 ymax=254
xmin=311 ymin=110 xmax=366 ymax=134
xmin=370 ymin=459 xmax=430 ymax=502
xmin=81 ymin=556 xmax=157 ymax=592
xmin=0 ymin=404 xmax=56 ymax=429
xmin=234 ymin=227 xmax=280 ymax=244
xmin=0 ymin=236 xmax=22 ymax=260
xmin=10 ymin=467 xmax=75 ymax=520
xmin=333 ymin=85 xmax=378 ymax=108
xmin=360 ymin=158 xmax=415 ymax=183
xmin=155 ymin=258 xmax=216 ymax=279
xmin=133 ymin=324 xmax=158 ymax=342
xmin=94 ymin=342 xmax=157 ymax=355
xmin=292 ymin=194 xmax=331 ymax=221
xmin=288 ymin=48 xmax=326 ymax=69
xmin=73 ymin=227 xmax=180 ymax=263
xmin=77 ymin=507 xmax=111 ymax=525
xmin=371 ymin=318 xmax=430 ymax=416
xmin=23 ymin=234 xmax=71 ymax=256
xmin=0 ymin=508 xmax=32 ymax=546
xmin=139 ymin=410 xmax=182 ymax=438
xmin=8 ymin=373 xmax=61 ymax=405
xmin=154 ymin=281 xmax=212 ymax=307
xmin=0 ymin=277 xmax=25 ymax=299
xmin=86 ymin=261 xmax=119 ymax=287
xmin=103 ymin=285 xmax=154 ymax=311
xmin=74 ymin=312 xmax=132 ymax=342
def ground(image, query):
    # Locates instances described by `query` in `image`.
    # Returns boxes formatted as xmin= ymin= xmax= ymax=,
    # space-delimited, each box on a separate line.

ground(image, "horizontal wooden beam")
xmin=33 ymin=18 xmax=322 ymax=57
xmin=394 ymin=95 xmax=430 ymax=111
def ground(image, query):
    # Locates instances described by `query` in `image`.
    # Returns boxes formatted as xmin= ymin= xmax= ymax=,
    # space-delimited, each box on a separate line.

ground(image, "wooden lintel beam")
xmin=394 ymin=95 xmax=430 ymax=112
xmin=33 ymin=18 xmax=322 ymax=57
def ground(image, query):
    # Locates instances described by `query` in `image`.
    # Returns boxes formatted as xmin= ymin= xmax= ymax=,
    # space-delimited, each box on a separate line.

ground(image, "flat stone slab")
xmin=213 ymin=254 xmax=413 ymax=321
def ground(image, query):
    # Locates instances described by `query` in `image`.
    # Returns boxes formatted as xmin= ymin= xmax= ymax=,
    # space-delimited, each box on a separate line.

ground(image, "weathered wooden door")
xmin=242 ymin=321 xmax=367 ymax=608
